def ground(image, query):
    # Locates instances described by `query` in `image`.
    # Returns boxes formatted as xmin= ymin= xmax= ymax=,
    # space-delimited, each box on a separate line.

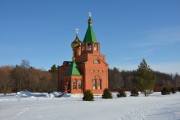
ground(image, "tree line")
xmin=108 ymin=61 xmax=180 ymax=91
xmin=0 ymin=59 xmax=180 ymax=95
xmin=0 ymin=60 xmax=58 ymax=95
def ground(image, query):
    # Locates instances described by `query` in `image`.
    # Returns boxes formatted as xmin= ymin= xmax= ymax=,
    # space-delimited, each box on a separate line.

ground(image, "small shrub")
xmin=102 ymin=88 xmax=112 ymax=99
xmin=130 ymin=88 xmax=139 ymax=96
xmin=83 ymin=90 xmax=94 ymax=101
xmin=161 ymin=87 xmax=170 ymax=95
xmin=117 ymin=89 xmax=126 ymax=97
xmin=170 ymin=87 xmax=176 ymax=94
xmin=177 ymin=87 xmax=180 ymax=92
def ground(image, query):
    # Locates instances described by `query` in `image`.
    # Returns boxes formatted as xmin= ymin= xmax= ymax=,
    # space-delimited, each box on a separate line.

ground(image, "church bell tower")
xmin=81 ymin=13 xmax=100 ymax=55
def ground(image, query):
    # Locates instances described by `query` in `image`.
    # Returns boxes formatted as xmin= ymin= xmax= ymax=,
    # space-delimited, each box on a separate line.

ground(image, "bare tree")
xmin=0 ymin=66 xmax=13 ymax=95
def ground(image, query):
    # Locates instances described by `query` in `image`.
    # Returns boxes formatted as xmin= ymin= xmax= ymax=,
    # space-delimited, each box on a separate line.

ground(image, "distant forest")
xmin=109 ymin=67 xmax=180 ymax=91
xmin=0 ymin=60 xmax=58 ymax=95
xmin=0 ymin=60 xmax=180 ymax=94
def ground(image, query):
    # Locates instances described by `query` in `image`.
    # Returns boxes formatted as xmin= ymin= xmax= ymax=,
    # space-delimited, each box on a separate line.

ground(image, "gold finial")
xmin=88 ymin=12 xmax=92 ymax=25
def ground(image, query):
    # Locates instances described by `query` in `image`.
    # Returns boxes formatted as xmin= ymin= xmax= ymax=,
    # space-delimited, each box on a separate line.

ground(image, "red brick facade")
xmin=58 ymin=17 xmax=108 ymax=94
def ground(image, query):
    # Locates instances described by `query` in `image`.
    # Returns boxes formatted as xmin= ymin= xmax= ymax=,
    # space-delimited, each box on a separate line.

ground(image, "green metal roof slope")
xmin=66 ymin=60 xmax=81 ymax=76
xmin=83 ymin=18 xmax=97 ymax=43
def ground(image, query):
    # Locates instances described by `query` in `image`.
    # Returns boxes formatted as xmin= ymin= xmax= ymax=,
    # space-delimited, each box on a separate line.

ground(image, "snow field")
xmin=0 ymin=92 xmax=180 ymax=120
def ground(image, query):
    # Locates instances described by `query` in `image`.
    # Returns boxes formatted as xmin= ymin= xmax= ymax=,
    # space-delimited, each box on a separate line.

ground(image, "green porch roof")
xmin=83 ymin=24 xmax=97 ymax=43
xmin=66 ymin=60 xmax=81 ymax=76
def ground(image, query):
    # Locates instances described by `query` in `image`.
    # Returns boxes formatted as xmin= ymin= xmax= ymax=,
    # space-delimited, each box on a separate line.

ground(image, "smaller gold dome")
xmin=71 ymin=35 xmax=82 ymax=49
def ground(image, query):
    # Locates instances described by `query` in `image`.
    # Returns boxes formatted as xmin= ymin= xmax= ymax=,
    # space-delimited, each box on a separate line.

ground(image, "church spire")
xmin=88 ymin=12 xmax=92 ymax=25
xmin=83 ymin=12 xmax=97 ymax=43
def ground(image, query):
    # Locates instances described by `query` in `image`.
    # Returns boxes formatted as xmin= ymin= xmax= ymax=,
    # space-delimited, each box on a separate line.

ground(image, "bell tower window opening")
xmin=73 ymin=80 xmax=77 ymax=89
xmin=88 ymin=44 xmax=92 ymax=50
xmin=82 ymin=45 xmax=84 ymax=51
xmin=94 ymin=43 xmax=98 ymax=50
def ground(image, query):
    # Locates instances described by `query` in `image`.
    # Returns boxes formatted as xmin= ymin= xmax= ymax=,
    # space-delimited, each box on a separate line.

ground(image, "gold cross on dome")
xmin=76 ymin=28 xmax=79 ymax=35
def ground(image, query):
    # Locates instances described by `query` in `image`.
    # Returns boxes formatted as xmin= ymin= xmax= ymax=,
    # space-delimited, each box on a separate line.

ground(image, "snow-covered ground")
xmin=0 ymin=92 xmax=180 ymax=120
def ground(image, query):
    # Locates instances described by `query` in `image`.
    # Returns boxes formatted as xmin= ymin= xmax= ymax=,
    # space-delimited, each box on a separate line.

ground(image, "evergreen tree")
xmin=161 ymin=87 xmax=170 ymax=95
xmin=50 ymin=64 xmax=57 ymax=74
xmin=49 ymin=64 xmax=58 ymax=91
xmin=83 ymin=90 xmax=94 ymax=101
xmin=102 ymin=88 xmax=112 ymax=99
xmin=117 ymin=89 xmax=126 ymax=97
xmin=133 ymin=59 xmax=156 ymax=96
xmin=130 ymin=88 xmax=139 ymax=96
xmin=178 ymin=87 xmax=180 ymax=92
xmin=170 ymin=87 xmax=176 ymax=94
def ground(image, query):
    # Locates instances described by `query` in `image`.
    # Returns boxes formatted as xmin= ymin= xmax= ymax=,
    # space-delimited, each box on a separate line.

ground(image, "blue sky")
xmin=0 ymin=0 xmax=180 ymax=74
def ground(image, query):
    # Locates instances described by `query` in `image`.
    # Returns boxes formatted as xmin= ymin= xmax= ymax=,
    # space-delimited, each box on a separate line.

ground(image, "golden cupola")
xmin=71 ymin=28 xmax=82 ymax=49
xmin=71 ymin=35 xmax=82 ymax=49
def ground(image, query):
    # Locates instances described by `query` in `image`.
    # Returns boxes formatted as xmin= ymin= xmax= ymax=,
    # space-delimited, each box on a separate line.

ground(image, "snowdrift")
xmin=15 ymin=91 xmax=69 ymax=98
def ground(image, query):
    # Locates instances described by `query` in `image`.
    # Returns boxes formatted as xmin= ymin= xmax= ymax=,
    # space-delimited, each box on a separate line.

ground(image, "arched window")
xmin=93 ymin=60 xmax=100 ymax=64
xmin=73 ymin=80 xmax=77 ymax=89
xmin=65 ymin=80 xmax=70 ymax=92
xmin=78 ymin=80 xmax=82 ymax=89
xmin=92 ymin=79 xmax=96 ymax=90
xmin=97 ymin=79 xmax=101 ymax=89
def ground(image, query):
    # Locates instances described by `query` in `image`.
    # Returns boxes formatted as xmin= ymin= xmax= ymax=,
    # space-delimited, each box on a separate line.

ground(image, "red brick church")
xmin=58 ymin=14 xmax=108 ymax=94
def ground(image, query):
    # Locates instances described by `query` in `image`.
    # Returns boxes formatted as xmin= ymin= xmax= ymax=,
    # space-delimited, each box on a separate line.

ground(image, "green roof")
xmin=66 ymin=60 xmax=81 ymax=76
xmin=83 ymin=25 xmax=97 ymax=43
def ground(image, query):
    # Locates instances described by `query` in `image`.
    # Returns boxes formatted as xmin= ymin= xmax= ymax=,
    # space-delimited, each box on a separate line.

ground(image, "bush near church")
xmin=130 ymin=88 xmax=139 ymax=96
xmin=177 ymin=87 xmax=180 ymax=92
xmin=161 ymin=87 xmax=170 ymax=95
xmin=83 ymin=90 xmax=94 ymax=101
xmin=102 ymin=88 xmax=112 ymax=99
xmin=117 ymin=89 xmax=126 ymax=97
xmin=170 ymin=87 xmax=176 ymax=94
